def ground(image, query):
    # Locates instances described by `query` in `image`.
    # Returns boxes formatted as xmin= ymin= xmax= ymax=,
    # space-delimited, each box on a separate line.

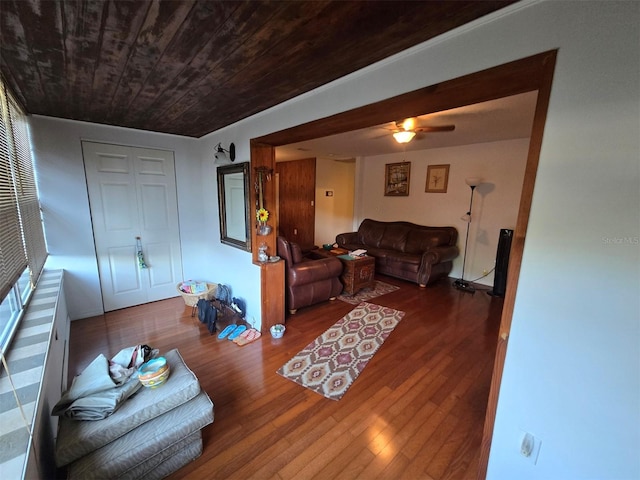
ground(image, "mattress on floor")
xmin=67 ymin=389 xmax=214 ymax=480
xmin=56 ymin=348 xmax=202 ymax=467
xmin=139 ymin=433 xmax=204 ymax=480
xmin=121 ymin=431 xmax=202 ymax=480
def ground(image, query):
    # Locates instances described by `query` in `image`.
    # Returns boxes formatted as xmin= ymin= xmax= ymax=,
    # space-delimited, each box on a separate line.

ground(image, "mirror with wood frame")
xmin=217 ymin=162 xmax=251 ymax=251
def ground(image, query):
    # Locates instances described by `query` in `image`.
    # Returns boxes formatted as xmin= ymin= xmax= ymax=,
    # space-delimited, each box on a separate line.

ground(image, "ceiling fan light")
xmin=401 ymin=118 xmax=416 ymax=131
xmin=393 ymin=131 xmax=416 ymax=144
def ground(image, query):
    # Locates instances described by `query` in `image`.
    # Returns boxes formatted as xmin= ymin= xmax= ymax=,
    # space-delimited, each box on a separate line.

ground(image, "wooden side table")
xmin=337 ymin=254 xmax=375 ymax=295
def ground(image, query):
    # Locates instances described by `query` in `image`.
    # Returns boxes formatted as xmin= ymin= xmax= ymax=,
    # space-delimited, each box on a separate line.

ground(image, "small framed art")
xmin=425 ymin=164 xmax=450 ymax=193
xmin=384 ymin=162 xmax=411 ymax=196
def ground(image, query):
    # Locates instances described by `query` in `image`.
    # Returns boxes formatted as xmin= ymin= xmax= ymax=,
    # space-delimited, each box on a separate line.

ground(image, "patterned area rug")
xmin=277 ymin=302 xmax=405 ymax=400
xmin=337 ymin=280 xmax=399 ymax=305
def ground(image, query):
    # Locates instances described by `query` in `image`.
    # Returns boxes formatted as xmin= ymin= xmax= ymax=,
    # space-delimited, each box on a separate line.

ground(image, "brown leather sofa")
xmin=277 ymin=236 xmax=343 ymax=314
xmin=335 ymin=219 xmax=459 ymax=287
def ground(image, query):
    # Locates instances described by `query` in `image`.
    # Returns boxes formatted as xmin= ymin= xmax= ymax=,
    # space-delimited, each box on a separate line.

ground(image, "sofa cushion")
xmin=113 ymin=431 xmax=201 ymax=480
xmin=373 ymin=250 xmax=421 ymax=267
xmin=403 ymin=229 xmax=452 ymax=254
xmin=358 ymin=220 xmax=386 ymax=247
xmin=379 ymin=225 xmax=411 ymax=251
xmin=385 ymin=253 xmax=421 ymax=271
xmin=136 ymin=432 xmax=203 ymax=480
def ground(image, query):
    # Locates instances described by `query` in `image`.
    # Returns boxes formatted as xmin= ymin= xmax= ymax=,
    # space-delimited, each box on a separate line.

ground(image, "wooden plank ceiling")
xmin=0 ymin=0 xmax=516 ymax=138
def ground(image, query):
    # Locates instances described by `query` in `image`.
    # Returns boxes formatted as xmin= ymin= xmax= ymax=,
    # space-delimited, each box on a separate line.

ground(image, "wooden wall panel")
xmin=250 ymin=142 xmax=284 ymax=331
xmin=250 ymin=142 xmax=276 ymax=262
xmin=260 ymin=261 xmax=284 ymax=333
xmin=276 ymin=158 xmax=316 ymax=250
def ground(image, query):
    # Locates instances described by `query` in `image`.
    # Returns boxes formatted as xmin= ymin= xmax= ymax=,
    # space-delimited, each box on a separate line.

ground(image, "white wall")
xmin=31 ymin=117 xmax=262 ymax=326
xmin=356 ymin=139 xmax=529 ymax=286
xmin=315 ymin=157 xmax=356 ymax=247
xmin=483 ymin=3 xmax=640 ymax=478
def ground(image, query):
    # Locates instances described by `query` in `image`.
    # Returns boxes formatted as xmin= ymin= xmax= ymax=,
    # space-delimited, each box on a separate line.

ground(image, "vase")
xmin=257 ymin=223 xmax=272 ymax=236
xmin=258 ymin=243 xmax=268 ymax=262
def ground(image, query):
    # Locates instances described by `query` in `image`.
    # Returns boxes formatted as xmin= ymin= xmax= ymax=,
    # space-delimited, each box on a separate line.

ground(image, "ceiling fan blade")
xmin=370 ymin=122 xmax=454 ymax=140
xmin=372 ymin=132 xmax=391 ymax=139
xmin=370 ymin=123 xmax=402 ymax=138
xmin=414 ymin=124 xmax=455 ymax=132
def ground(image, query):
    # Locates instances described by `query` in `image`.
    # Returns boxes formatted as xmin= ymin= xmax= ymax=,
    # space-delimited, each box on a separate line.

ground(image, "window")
xmin=0 ymin=77 xmax=48 ymax=355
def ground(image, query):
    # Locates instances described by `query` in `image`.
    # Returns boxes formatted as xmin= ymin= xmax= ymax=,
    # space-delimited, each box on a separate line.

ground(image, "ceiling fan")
xmin=384 ymin=117 xmax=455 ymax=143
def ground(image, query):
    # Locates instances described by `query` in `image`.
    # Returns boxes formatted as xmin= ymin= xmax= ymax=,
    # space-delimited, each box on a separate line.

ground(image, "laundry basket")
xmin=177 ymin=281 xmax=217 ymax=317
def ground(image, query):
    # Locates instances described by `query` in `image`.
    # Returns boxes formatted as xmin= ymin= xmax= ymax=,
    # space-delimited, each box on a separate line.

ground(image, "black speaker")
xmin=489 ymin=228 xmax=513 ymax=297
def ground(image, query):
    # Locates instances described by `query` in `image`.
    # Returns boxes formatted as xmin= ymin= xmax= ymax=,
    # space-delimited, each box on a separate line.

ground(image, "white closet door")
xmin=83 ymin=141 xmax=183 ymax=311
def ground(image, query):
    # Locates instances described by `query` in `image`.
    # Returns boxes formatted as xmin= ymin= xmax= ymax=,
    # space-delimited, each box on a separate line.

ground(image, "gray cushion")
xmin=67 ymin=390 xmax=213 ymax=479
xmin=139 ymin=434 xmax=203 ymax=480
xmin=122 ymin=431 xmax=201 ymax=480
xmin=56 ymin=348 xmax=202 ymax=467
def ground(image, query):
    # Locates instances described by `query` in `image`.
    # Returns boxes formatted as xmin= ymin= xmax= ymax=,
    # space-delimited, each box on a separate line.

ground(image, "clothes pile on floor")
xmin=52 ymin=345 xmax=155 ymax=421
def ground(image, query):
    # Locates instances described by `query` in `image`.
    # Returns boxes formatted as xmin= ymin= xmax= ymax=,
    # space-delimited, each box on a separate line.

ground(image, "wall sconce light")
xmin=214 ymin=142 xmax=236 ymax=164
xmin=453 ymin=177 xmax=483 ymax=294
xmin=392 ymin=130 xmax=416 ymax=144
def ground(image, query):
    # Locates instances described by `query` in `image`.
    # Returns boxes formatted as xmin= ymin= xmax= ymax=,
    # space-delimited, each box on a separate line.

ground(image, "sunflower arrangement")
xmin=256 ymin=207 xmax=269 ymax=224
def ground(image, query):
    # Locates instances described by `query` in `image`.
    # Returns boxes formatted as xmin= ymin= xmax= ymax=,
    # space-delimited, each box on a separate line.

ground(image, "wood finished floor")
xmin=68 ymin=275 xmax=502 ymax=480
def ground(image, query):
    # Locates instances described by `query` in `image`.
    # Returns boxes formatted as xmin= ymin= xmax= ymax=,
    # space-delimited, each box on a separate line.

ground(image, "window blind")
xmin=0 ymin=79 xmax=47 ymax=300
xmin=7 ymin=91 xmax=47 ymax=284
xmin=0 ymin=87 xmax=26 ymax=299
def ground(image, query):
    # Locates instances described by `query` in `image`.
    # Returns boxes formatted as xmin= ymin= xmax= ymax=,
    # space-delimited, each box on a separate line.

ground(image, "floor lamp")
xmin=453 ymin=177 xmax=482 ymax=293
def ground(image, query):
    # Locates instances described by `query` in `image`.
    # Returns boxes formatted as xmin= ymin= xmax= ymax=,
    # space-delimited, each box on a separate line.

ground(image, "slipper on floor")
xmin=232 ymin=328 xmax=260 ymax=345
xmin=217 ymin=324 xmax=236 ymax=340
xmin=227 ymin=324 xmax=247 ymax=341
xmin=232 ymin=328 xmax=253 ymax=345
xmin=235 ymin=328 xmax=262 ymax=346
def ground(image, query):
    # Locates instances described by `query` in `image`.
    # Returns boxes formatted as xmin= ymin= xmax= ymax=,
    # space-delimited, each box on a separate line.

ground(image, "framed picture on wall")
xmin=425 ymin=164 xmax=450 ymax=193
xmin=384 ymin=162 xmax=411 ymax=196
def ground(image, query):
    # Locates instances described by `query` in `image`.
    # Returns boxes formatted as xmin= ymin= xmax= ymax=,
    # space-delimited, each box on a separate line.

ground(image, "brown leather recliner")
xmin=277 ymin=236 xmax=343 ymax=314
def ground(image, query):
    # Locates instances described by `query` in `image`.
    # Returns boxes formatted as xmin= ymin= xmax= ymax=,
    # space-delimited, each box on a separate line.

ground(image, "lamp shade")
xmin=214 ymin=150 xmax=228 ymax=164
xmin=393 ymin=131 xmax=416 ymax=144
xmin=465 ymin=177 xmax=482 ymax=187
xmin=214 ymin=142 xmax=236 ymax=164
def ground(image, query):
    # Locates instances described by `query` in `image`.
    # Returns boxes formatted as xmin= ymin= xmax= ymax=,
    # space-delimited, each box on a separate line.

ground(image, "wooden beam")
xmin=255 ymin=50 xmax=557 ymax=147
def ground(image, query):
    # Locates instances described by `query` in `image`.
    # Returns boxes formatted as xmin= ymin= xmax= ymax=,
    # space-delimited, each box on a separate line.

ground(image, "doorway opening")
xmin=251 ymin=50 xmax=557 ymax=478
